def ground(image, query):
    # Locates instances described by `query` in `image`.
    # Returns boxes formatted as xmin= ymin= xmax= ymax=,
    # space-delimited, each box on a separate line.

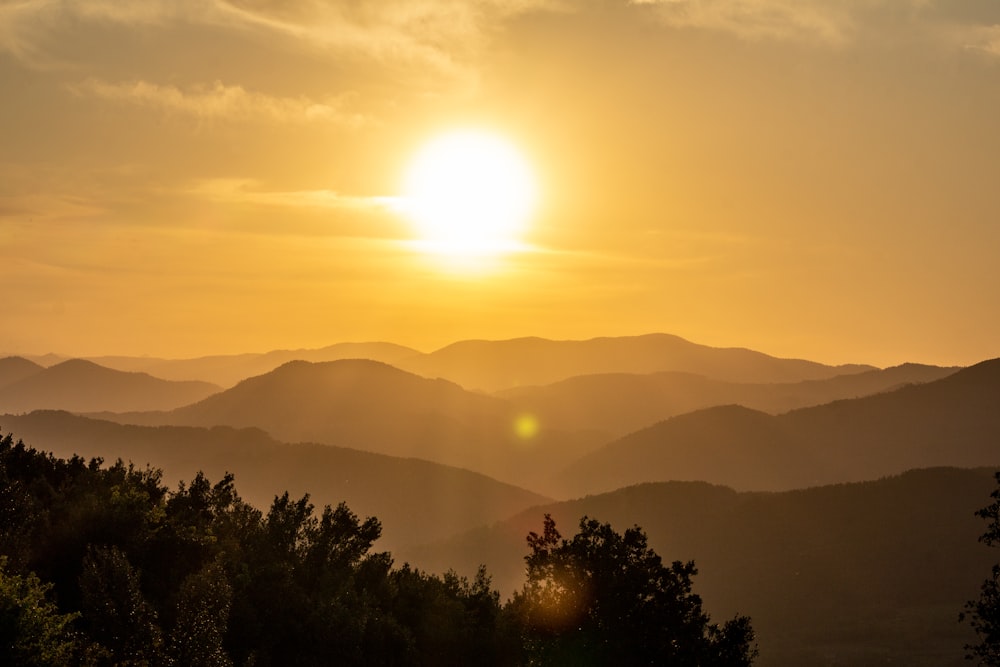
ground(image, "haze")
xmin=2 ymin=1 xmax=999 ymax=366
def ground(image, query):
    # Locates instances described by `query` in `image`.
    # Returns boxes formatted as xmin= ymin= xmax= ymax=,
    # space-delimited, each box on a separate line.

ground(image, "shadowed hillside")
xmin=401 ymin=468 xmax=998 ymax=666
xmin=0 ymin=410 xmax=550 ymax=553
xmin=0 ymin=359 xmax=221 ymax=414
xmin=557 ymin=358 xmax=1000 ymax=495
xmin=112 ymin=359 xmax=604 ymax=491
xmin=395 ymin=333 xmax=874 ymax=392
xmin=498 ymin=363 xmax=957 ymax=437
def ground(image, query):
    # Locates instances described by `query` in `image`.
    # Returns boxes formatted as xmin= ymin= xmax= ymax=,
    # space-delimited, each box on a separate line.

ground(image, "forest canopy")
xmin=0 ymin=431 xmax=755 ymax=665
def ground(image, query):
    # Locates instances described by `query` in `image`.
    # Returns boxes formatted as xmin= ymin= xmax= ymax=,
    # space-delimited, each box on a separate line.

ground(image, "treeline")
xmin=0 ymin=432 xmax=755 ymax=666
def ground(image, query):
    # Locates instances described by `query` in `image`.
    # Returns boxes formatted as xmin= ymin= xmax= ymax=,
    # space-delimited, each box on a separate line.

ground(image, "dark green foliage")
xmin=510 ymin=514 xmax=757 ymax=666
xmin=1 ymin=430 xmax=752 ymax=665
xmin=168 ymin=559 xmax=233 ymax=667
xmin=964 ymin=471 xmax=1000 ymax=665
xmin=0 ymin=432 xmax=514 ymax=665
xmin=78 ymin=544 xmax=163 ymax=664
xmin=0 ymin=556 xmax=78 ymax=666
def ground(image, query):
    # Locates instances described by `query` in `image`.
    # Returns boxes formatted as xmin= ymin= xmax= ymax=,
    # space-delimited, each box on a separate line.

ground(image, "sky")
xmin=2 ymin=0 xmax=999 ymax=367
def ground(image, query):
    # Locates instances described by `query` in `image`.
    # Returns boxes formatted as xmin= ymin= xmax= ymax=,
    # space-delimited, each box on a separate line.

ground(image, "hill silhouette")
xmin=0 ymin=356 xmax=44 ymax=389
xmin=394 ymin=333 xmax=875 ymax=391
xmin=557 ymin=358 xmax=1000 ymax=495
xmin=401 ymin=467 xmax=997 ymax=666
xmin=82 ymin=341 xmax=420 ymax=387
xmin=0 ymin=410 xmax=550 ymax=553
xmin=0 ymin=359 xmax=221 ymax=414
xmin=498 ymin=363 xmax=957 ymax=437
xmin=110 ymin=359 xmax=604 ymax=491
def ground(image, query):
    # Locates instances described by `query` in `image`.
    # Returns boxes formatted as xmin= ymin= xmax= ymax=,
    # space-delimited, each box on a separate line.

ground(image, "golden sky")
xmin=2 ymin=0 xmax=999 ymax=366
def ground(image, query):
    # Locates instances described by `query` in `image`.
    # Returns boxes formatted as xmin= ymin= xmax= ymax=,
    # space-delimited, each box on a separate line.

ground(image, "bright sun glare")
xmin=399 ymin=130 xmax=537 ymax=256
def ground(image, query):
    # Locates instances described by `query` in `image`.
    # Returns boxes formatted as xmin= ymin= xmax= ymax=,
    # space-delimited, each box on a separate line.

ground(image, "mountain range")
xmin=556 ymin=357 xmax=1000 ymax=495
xmin=0 ymin=409 xmax=549 ymax=554
xmin=392 ymin=333 xmax=876 ymax=392
xmin=3 ymin=332 xmax=998 ymax=665
xmin=498 ymin=362 xmax=958 ymax=438
xmin=399 ymin=467 xmax=997 ymax=666
xmin=101 ymin=359 xmax=605 ymax=490
xmin=33 ymin=341 xmax=420 ymax=388
xmin=21 ymin=333 xmax=874 ymax=391
xmin=0 ymin=358 xmax=220 ymax=413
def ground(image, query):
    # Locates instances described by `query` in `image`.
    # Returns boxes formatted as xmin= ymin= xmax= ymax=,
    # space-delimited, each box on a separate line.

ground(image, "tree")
xmin=1 ymin=431 xmax=526 ymax=665
xmin=78 ymin=544 xmax=164 ymax=664
xmin=963 ymin=471 xmax=1000 ymax=665
xmin=0 ymin=556 xmax=78 ymax=666
xmin=509 ymin=514 xmax=756 ymax=666
xmin=168 ymin=559 xmax=233 ymax=667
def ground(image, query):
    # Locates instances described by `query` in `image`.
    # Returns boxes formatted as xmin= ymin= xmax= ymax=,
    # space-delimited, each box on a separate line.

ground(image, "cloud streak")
xmin=631 ymin=0 xmax=855 ymax=44
xmin=70 ymin=79 xmax=367 ymax=126
xmin=630 ymin=0 xmax=1000 ymax=54
xmin=189 ymin=179 xmax=396 ymax=211
xmin=0 ymin=0 xmax=559 ymax=75
xmin=6 ymin=0 xmax=1000 ymax=75
xmin=966 ymin=24 xmax=1000 ymax=57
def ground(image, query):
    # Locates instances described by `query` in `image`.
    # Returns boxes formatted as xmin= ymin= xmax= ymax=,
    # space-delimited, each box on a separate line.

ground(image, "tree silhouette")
xmin=509 ymin=514 xmax=756 ymax=666
xmin=168 ymin=559 xmax=233 ymax=667
xmin=0 ymin=556 xmax=78 ymax=666
xmin=963 ymin=471 xmax=1000 ymax=665
xmin=78 ymin=544 xmax=163 ymax=664
xmin=4 ymin=431 xmax=760 ymax=664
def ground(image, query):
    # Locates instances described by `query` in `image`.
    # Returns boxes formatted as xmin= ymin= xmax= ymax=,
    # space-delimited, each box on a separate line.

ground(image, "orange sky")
xmin=2 ymin=1 xmax=999 ymax=367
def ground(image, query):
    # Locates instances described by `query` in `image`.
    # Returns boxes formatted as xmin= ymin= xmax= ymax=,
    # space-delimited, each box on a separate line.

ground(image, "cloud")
xmin=0 ymin=193 xmax=108 ymax=223
xmin=4 ymin=0 xmax=999 ymax=66
xmin=190 ymin=178 xmax=395 ymax=211
xmin=182 ymin=179 xmax=409 ymax=241
xmin=0 ymin=0 xmax=559 ymax=76
xmin=965 ymin=24 xmax=1000 ymax=57
xmin=628 ymin=0 xmax=1000 ymax=53
xmin=69 ymin=79 xmax=368 ymax=126
xmin=0 ymin=0 xmax=55 ymax=64
xmin=630 ymin=0 xmax=855 ymax=44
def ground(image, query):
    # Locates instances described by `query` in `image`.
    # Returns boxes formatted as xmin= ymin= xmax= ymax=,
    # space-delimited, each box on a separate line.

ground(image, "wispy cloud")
xmin=0 ymin=0 xmax=559 ymax=76
xmin=0 ymin=193 xmax=108 ymax=223
xmin=189 ymin=179 xmax=395 ymax=211
xmin=69 ymin=79 xmax=368 ymax=126
xmin=5 ymin=0 xmax=1000 ymax=67
xmin=629 ymin=0 xmax=1000 ymax=54
xmin=630 ymin=0 xmax=855 ymax=44
xmin=965 ymin=24 xmax=1000 ymax=57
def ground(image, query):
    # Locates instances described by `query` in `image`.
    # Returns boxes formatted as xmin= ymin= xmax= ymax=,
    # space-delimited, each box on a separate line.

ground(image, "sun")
xmin=399 ymin=130 xmax=537 ymax=255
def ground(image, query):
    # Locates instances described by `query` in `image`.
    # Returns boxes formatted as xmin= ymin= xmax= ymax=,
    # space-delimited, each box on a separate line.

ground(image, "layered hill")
xmin=112 ymin=359 xmax=604 ymax=491
xmin=557 ymin=358 xmax=1000 ymax=495
xmin=0 ymin=356 xmax=44 ymax=389
xmin=395 ymin=333 xmax=875 ymax=391
xmin=400 ymin=468 xmax=998 ymax=666
xmin=498 ymin=363 xmax=958 ymax=437
xmin=0 ymin=410 xmax=550 ymax=553
xmin=0 ymin=358 xmax=221 ymax=413
xmin=85 ymin=341 xmax=420 ymax=387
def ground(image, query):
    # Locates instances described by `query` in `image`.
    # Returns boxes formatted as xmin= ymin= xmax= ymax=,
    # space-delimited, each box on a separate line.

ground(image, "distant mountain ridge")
xmin=558 ymin=357 xmax=1000 ymax=495
xmin=394 ymin=333 xmax=875 ymax=391
xmin=0 ymin=410 xmax=550 ymax=553
xmin=0 ymin=358 xmax=221 ymax=413
xmin=14 ymin=333 xmax=875 ymax=390
xmin=60 ymin=341 xmax=420 ymax=387
xmin=107 ymin=359 xmax=605 ymax=491
xmin=400 ymin=467 xmax=997 ymax=666
xmin=498 ymin=362 xmax=958 ymax=437
xmin=0 ymin=356 xmax=44 ymax=389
